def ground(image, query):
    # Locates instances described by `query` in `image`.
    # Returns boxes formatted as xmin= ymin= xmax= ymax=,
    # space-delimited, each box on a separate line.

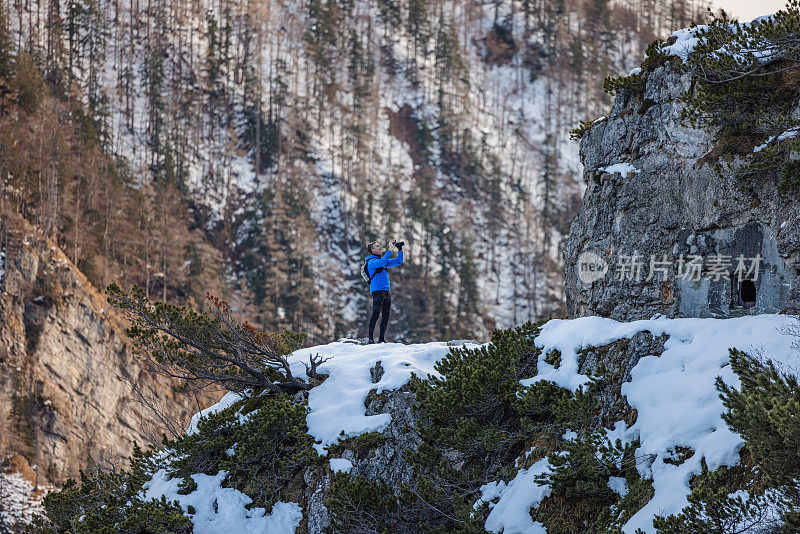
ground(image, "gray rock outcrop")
xmin=304 ymin=376 xmax=423 ymax=534
xmin=566 ymin=64 xmax=800 ymax=320
xmin=577 ymin=331 xmax=668 ymax=429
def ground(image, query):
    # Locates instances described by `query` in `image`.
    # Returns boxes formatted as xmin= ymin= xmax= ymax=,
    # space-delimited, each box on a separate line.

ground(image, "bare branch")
xmin=106 ymin=284 xmax=323 ymax=398
xmin=304 ymin=353 xmax=332 ymax=380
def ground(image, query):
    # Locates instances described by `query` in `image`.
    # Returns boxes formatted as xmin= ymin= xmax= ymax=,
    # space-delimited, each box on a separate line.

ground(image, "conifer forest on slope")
xmin=1 ymin=0 xmax=710 ymax=342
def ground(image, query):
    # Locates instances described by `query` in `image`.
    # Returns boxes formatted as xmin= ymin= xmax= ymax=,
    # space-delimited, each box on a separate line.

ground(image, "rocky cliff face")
xmin=304 ymin=365 xmax=422 ymax=534
xmin=0 ymin=212 xmax=217 ymax=487
xmin=565 ymin=63 xmax=800 ymax=320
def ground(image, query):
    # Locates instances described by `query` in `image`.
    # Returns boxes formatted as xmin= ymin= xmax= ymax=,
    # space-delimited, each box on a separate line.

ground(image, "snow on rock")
xmin=289 ymin=341 xmax=456 ymax=454
xmin=598 ymin=162 xmax=639 ymax=178
xmin=753 ymin=126 xmax=800 ymax=153
xmin=187 ymin=392 xmax=243 ymax=435
xmin=659 ymin=14 xmax=778 ymax=64
xmin=660 ymin=26 xmax=706 ymax=62
xmin=142 ymin=469 xmax=303 ymax=534
xmin=329 ymin=458 xmax=353 ymax=474
xmin=483 ymin=458 xmax=552 ymax=534
xmin=522 ymin=314 xmax=800 ymax=533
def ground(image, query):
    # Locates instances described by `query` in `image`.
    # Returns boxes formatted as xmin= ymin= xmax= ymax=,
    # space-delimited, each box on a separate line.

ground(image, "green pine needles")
xmin=602 ymin=40 xmax=676 ymax=97
xmin=717 ymin=349 xmax=800 ymax=488
xmin=405 ymin=322 xmax=655 ymax=533
xmin=167 ymin=394 xmax=316 ymax=510
xmin=535 ymin=434 xmax=649 ymax=533
xmin=681 ymin=4 xmax=800 ymax=194
xmin=27 ymin=445 xmax=191 ymax=533
xmin=324 ymin=474 xmax=403 ymax=534
xmin=29 ymin=393 xmax=319 ymax=532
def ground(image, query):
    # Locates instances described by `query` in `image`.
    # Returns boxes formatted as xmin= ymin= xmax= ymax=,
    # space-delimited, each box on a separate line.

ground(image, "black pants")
xmin=368 ymin=290 xmax=391 ymax=341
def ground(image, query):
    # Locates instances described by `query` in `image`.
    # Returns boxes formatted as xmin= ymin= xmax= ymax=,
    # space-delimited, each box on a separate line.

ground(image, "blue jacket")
xmin=366 ymin=250 xmax=404 ymax=293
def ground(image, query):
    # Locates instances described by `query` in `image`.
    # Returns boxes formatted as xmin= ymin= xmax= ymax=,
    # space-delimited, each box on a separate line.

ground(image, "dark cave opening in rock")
xmin=740 ymin=279 xmax=757 ymax=308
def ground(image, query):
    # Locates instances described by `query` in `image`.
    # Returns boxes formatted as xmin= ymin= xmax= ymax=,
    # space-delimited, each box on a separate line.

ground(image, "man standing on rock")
xmin=363 ymin=240 xmax=404 ymax=343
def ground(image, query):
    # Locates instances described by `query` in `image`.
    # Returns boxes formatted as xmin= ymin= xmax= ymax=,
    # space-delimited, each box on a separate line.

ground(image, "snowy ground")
xmin=143 ymin=339 xmax=467 ymax=533
xmin=0 ymin=472 xmax=52 ymax=530
xmin=148 ymin=314 xmax=800 ymax=533
xmin=289 ymin=340 xmax=460 ymax=454
xmin=486 ymin=314 xmax=800 ymax=534
xmin=142 ymin=470 xmax=303 ymax=534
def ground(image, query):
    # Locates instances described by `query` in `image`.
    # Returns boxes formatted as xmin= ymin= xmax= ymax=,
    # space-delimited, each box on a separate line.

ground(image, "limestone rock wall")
xmin=0 ymin=212 xmax=217 ymax=486
xmin=566 ymin=64 xmax=800 ymax=320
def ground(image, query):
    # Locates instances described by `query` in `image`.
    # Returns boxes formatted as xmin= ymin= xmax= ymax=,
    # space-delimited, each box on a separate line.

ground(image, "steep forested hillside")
xmin=2 ymin=0 xmax=709 ymax=342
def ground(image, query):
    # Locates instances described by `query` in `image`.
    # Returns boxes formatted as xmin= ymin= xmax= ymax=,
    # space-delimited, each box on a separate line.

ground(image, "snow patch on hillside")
xmin=482 ymin=457 xmax=553 ymax=534
xmin=0 ymin=472 xmax=52 ymax=529
xmin=289 ymin=340 xmax=462 ymax=454
xmin=754 ymin=126 xmax=800 ymax=152
xmin=519 ymin=314 xmax=800 ymax=533
xmin=185 ymin=340 xmax=459 ymax=455
xmin=143 ymin=470 xmax=302 ymax=533
xmin=660 ymin=26 xmax=707 ymax=61
xmin=329 ymin=458 xmax=353 ymax=474
xmin=187 ymin=392 xmax=243 ymax=435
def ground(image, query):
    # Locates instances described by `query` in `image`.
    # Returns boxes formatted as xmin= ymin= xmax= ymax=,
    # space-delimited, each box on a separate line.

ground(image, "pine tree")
xmin=0 ymin=3 xmax=13 ymax=111
xmin=142 ymin=4 xmax=169 ymax=185
xmin=43 ymin=0 xmax=67 ymax=86
xmin=107 ymin=284 xmax=320 ymax=395
xmin=406 ymin=0 xmax=431 ymax=61
xmin=717 ymin=349 xmax=800 ymax=487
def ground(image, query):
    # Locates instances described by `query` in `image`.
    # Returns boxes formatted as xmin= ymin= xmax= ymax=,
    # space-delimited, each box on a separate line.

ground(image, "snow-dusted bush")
xmin=324 ymin=474 xmax=401 ymax=534
xmin=602 ymin=40 xmax=676 ymax=97
xmin=167 ymin=394 xmax=316 ymax=510
xmin=27 ymin=445 xmax=191 ymax=533
xmin=407 ymin=321 xmax=612 ymax=530
xmin=29 ymin=393 xmax=317 ymax=532
xmin=535 ymin=433 xmax=648 ymax=533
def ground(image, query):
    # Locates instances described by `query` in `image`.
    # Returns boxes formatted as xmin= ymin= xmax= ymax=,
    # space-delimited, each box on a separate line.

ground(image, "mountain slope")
xmin=5 ymin=0 xmax=711 ymax=341
xmin=0 ymin=211 xmax=217 ymax=489
xmin=30 ymin=314 xmax=799 ymax=533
